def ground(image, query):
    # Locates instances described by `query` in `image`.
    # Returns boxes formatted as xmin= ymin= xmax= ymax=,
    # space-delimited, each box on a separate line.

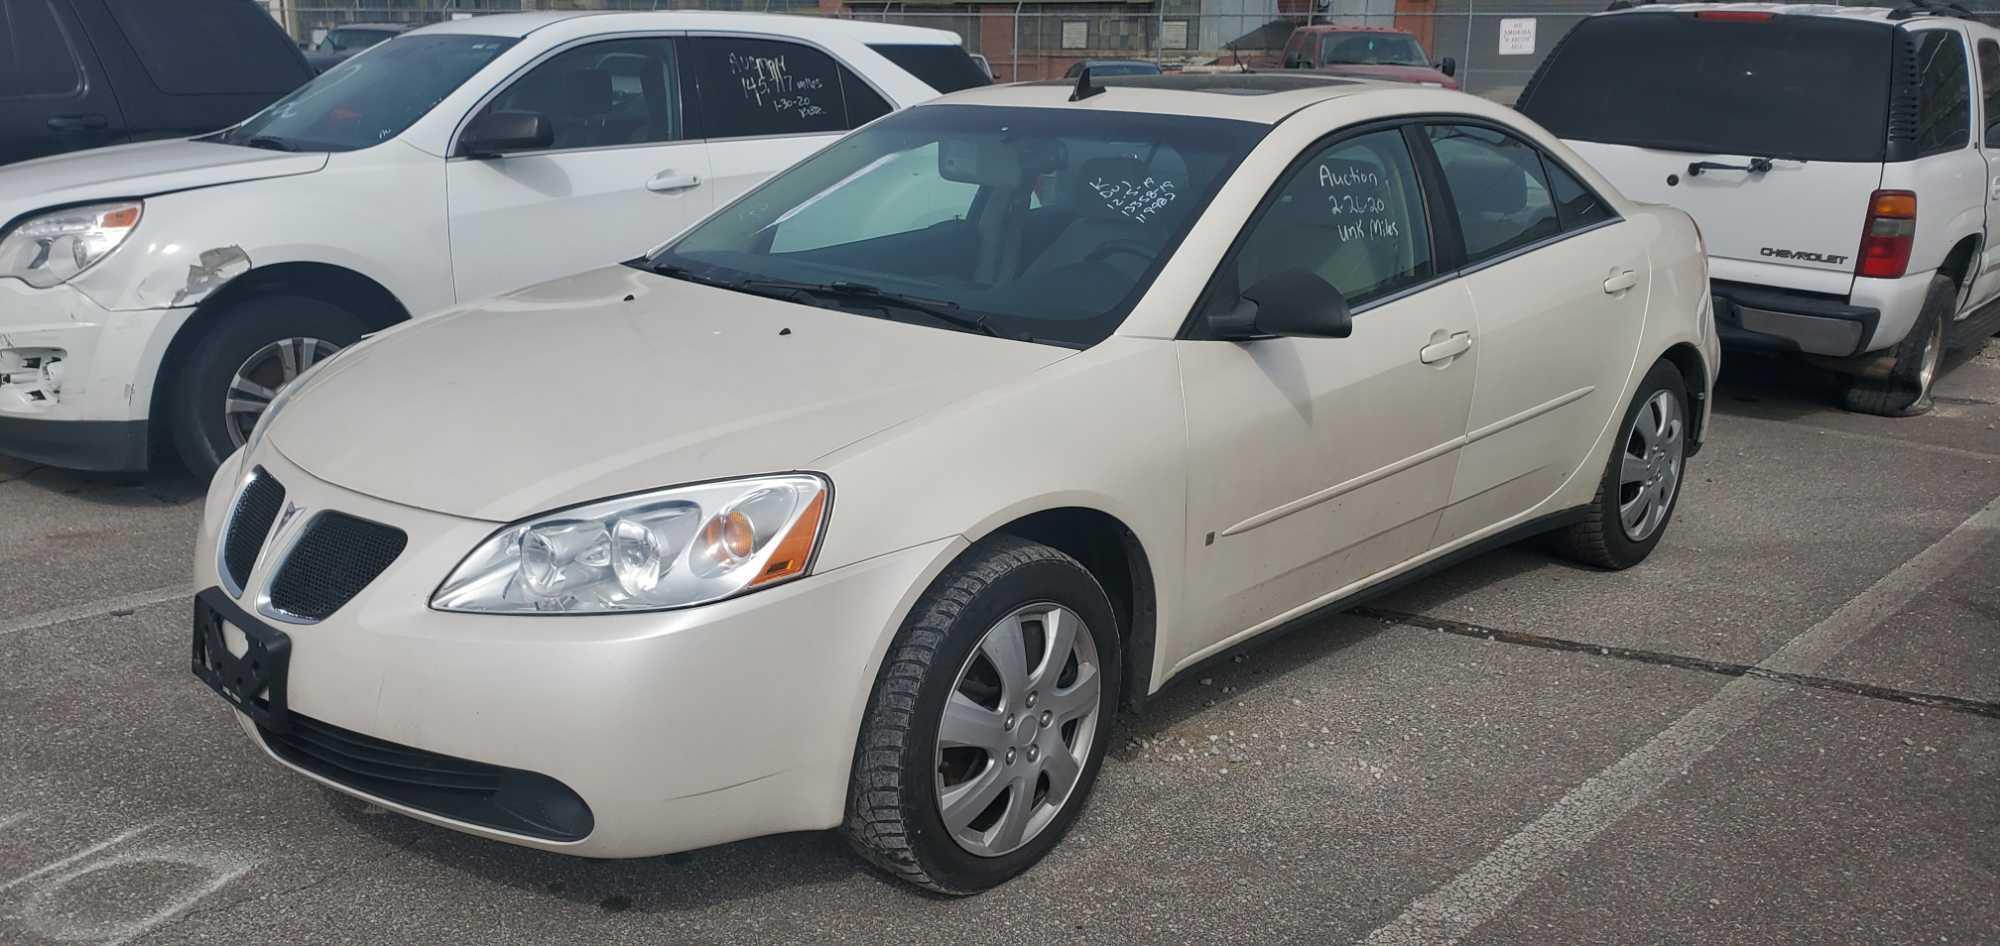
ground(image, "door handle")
xmin=46 ymin=113 xmax=108 ymax=133
xmin=1603 ymin=268 xmax=1639 ymax=294
xmin=1989 ymin=176 xmax=2000 ymax=200
xmin=645 ymin=170 xmax=700 ymax=193
xmin=1419 ymin=331 xmax=1473 ymax=365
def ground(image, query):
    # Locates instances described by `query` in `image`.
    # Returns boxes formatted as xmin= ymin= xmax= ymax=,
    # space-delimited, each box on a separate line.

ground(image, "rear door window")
xmin=104 ymin=0 xmax=308 ymax=95
xmin=691 ymin=36 xmax=852 ymax=138
xmin=1915 ymin=29 xmax=1972 ymax=155
xmin=1427 ymin=124 xmax=1560 ymax=263
xmin=0 ymin=0 xmax=83 ymax=98
xmin=1980 ymin=38 xmax=2000 ymax=145
xmin=1518 ymin=12 xmax=1895 ymax=162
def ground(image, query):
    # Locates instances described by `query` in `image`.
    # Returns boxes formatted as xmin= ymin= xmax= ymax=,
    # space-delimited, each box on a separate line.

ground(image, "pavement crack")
xmin=1359 ymin=607 xmax=2000 ymax=722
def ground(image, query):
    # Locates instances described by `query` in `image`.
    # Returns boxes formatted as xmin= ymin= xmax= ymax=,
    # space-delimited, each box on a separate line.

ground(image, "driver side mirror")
xmin=1211 ymin=270 xmax=1352 ymax=340
xmin=460 ymin=111 xmax=554 ymax=158
xmin=1439 ymin=56 xmax=1458 ymax=77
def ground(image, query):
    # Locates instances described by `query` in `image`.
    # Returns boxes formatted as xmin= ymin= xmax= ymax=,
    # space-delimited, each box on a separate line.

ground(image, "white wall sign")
xmin=1163 ymin=20 xmax=1188 ymax=50
xmin=1062 ymin=21 xmax=1088 ymax=50
xmin=1499 ymin=18 xmax=1536 ymax=56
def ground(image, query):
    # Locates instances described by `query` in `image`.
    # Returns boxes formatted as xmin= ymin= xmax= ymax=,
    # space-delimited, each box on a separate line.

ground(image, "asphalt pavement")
xmin=1 ymin=342 xmax=1995 ymax=946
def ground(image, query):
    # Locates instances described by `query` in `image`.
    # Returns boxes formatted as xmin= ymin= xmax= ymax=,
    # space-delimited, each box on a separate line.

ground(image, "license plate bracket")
xmin=190 ymin=587 xmax=292 ymax=733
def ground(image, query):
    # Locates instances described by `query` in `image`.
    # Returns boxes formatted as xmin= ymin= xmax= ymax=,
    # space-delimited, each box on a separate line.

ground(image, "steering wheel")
xmin=1085 ymin=240 xmax=1156 ymax=265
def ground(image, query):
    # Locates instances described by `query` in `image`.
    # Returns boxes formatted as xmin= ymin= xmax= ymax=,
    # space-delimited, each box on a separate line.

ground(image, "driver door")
xmin=445 ymin=35 xmax=712 ymax=302
xmin=1174 ymin=126 xmax=1477 ymax=664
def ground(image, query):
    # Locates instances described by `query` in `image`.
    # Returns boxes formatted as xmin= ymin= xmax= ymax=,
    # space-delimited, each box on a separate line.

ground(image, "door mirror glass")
xmin=1440 ymin=56 xmax=1457 ymax=77
xmin=1215 ymin=269 xmax=1352 ymax=339
xmin=460 ymin=111 xmax=554 ymax=157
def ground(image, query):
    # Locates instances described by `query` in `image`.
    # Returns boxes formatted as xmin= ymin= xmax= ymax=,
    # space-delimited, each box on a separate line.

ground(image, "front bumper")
xmin=0 ymin=280 xmax=191 ymax=470
xmin=196 ymin=446 xmax=963 ymax=857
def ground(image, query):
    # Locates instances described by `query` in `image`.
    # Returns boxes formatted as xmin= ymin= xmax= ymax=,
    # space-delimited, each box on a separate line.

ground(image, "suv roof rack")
xmin=1888 ymin=0 xmax=1977 ymax=21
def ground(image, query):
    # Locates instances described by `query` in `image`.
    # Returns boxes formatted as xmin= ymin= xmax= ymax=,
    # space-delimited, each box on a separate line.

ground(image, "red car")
xmin=1279 ymin=25 xmax=1458 ymax=89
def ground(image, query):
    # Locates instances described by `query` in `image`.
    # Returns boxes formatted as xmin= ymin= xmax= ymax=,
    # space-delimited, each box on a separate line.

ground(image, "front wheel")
xmin=1553 ymin=359 xmax=1690 ymax=570
xmin=169 ymin=294 xmax=364 ymax=477
xmin=844 ymin=536 xmax=1121 ymax=894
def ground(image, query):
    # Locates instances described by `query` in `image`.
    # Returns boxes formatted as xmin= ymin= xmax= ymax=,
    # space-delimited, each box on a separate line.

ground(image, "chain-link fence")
xmin=259 ymin=0 xmax=2000 ymax=104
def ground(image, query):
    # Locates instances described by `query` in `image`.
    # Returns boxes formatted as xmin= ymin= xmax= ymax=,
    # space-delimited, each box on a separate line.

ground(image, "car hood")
xmin=0 ymin=138 xmax=325 ymax=225
xmin=1319 ymin=64 xmax=1455 ymax=87
xmin=269 ymin=265 xmax=1076 ymax=522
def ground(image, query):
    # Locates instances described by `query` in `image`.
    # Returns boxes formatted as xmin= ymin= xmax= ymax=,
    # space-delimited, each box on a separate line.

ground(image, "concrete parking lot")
xmin=2 ymin=343 xmax=1996 ymax=946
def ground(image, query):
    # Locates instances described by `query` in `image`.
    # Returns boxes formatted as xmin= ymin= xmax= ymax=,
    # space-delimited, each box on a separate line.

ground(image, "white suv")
xmin=0 ymin=12 xmax=986 ymax=474
xmin=1520 ymin=1 xmax=2000 ymax=415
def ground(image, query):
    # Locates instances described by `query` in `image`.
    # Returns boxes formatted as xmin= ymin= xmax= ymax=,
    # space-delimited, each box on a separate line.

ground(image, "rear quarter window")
xmin=1518 ymin=12 xmax=1895 ymax=163
xmin=867 ymin=43 xmax=990 ymax=94
xmin=104 ymin=0 xmax=309 ymax=95
xmin=1913 ymin=29 xmax=1971 ymax=156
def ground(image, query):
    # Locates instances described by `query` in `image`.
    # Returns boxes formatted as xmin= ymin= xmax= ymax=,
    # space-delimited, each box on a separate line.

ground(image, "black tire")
xmin=170 ymin=294 xmax=365 ymax=477
xmin=1553 ymin=359 xmax=1690 ymax=570
xmin=1841 ymin=273 xmax=1951 ymax=417
xmin=843 ymin=535 xmax=1121 ymax=895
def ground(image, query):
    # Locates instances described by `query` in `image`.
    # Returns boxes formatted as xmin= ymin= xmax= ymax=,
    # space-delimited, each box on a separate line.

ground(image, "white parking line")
xmin=1359 ymin=492 xmax=2000 ymax=946
xmin=0 ymin=585 xmax=190 ymax=639
xmin=0 ymin=820 xmax=164 ymax=895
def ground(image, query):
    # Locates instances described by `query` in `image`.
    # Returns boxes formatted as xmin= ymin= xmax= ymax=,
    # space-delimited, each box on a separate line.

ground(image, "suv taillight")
xmin=1857 ymin=190 xmax=1917 ymax=279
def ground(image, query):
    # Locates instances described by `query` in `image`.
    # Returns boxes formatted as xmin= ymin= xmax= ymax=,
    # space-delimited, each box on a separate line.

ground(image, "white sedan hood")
xmin=269 ymin=266 xmax=1074 ymax=522
xmin=0 ymin=138 xmax=325 ymax=224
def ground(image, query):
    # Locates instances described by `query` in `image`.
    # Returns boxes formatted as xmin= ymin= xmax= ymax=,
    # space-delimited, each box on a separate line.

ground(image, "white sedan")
xmin=0 ymin=11 xmax=983 ymax=475
xmin=192 ymin=73 xmax=1718 ymax=893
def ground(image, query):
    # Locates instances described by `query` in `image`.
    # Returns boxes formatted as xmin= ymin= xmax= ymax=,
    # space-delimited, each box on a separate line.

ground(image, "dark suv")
xmin=0 ymin=0 xmax=313 ymax=166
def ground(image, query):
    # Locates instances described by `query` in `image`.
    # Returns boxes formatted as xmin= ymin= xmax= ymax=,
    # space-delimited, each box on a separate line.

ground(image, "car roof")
xmin=409 ymin=10 xmax=963 ymax=45
xmin=1292 ymin=24 xmax=1417 ymax=34
xmin=336 ymin=23 xmax=411 ymax=32
xmin=1599 ymin=3 xmax=1951 ymax=24
xmin=932 ymin=73 xmax=1376 ymax=123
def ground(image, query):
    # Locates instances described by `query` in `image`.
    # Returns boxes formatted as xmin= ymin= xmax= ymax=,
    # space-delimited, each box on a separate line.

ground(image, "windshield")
xmin=647 ymin=104 xmax=1267 ymax=348
xmin=1322 ymin=33 xmax=1427 ymax=66
xmin=221 ymin=34 xmax=514 ymax=152
xmin=323 ymin=28 xmax=396 ymax=51
xmin=1518 ymin=13 xmax=1894 ymax=162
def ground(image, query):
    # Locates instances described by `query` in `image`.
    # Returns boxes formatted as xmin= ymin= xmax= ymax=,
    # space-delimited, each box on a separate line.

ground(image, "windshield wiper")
xmin=236 ymin=135 xmax=298 ymax=153
xmin=1686 ymin=157 xmax=1778 ymax=177
xmin=790 ymin=281 xmax=1003 ymax=339
xmin=651 ymin=265 xmax=1003 ymax=339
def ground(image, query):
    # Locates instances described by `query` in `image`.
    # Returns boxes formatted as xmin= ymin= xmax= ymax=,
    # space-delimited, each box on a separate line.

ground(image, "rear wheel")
xmin=1841 ymin=273 xmax=1951 ymax=417
xmin=844 ymin=536 xmax=1120 ymax=894
xmin=170 ymin=294 xmax=364 ymax=477
xmin=1553 ymin=359 xmax=1689 ymax=570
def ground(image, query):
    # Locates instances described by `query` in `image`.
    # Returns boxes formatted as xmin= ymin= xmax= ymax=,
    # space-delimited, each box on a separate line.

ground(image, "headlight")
xmin=0 ymin=202 xmax=142 ymax=289
xmin=433 ymin=474 xmax=830 ymax=614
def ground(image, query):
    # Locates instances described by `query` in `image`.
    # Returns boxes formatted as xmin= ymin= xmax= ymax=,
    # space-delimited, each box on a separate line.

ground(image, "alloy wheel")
xmin=934 ymin=602 xmax=1102 ymax=858
xmin=224 ymin=337 xmax=340 ymax=447
xmin=1617 ymin=389 xmax=1684 ymax=542
xmin=1917 ymin=314 xmax=1944 ymax=397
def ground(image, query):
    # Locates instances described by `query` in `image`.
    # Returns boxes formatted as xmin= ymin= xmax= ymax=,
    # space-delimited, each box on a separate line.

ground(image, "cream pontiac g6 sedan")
xmin=192 ymin=74 xmax=1718 ymax=893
